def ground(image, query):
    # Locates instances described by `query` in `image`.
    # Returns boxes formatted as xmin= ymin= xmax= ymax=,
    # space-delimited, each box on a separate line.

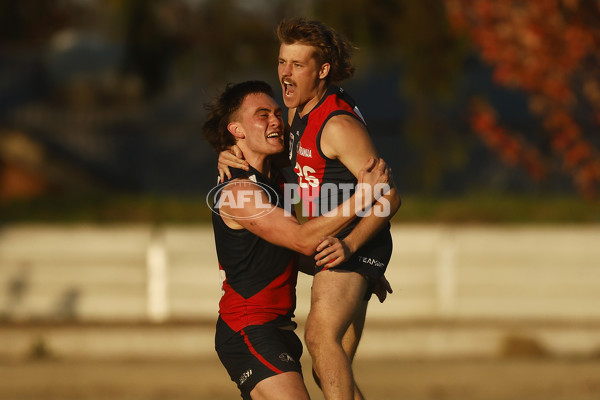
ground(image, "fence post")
xmin=436 ymin=228 xmax=456 ymax=318
xmin=146 ymin=228 xmax=168 ymax=322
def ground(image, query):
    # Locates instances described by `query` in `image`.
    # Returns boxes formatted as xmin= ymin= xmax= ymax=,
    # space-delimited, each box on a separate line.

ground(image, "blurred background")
xmin=1 ymin=1 xmax=600 ymax=399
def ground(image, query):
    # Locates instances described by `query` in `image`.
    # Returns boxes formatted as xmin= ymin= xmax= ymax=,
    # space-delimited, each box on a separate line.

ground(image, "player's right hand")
xmin=314 ymin=236 xmax=352 ymax=269
xmin=218 ymin=145 xmax=249 ymax=182
xmin=357 ymin=157 xmax=391 ymax=206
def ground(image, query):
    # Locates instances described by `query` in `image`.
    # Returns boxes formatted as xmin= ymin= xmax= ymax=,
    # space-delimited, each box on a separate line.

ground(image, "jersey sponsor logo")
xmin=239 ymin=368 xmax=253 ymax=385
xmin=297 ymin=145 xmax=312 ymax=158
xmin=358 ymin=256 xmax=385 ymax=268
xmin=206 ymin=180 xmax=280 ymax=220
xmin=279 ymin=352 xmax=295 ymax=363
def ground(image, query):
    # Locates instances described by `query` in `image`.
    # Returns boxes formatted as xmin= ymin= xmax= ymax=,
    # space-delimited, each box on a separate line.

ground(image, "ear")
xmin=319 ymin=63 xmax=330 ymax=80
xmin=227 ymin=122 xmax=245 ymax=139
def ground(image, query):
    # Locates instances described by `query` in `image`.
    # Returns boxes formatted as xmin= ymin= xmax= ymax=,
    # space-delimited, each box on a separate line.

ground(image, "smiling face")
xmin=278 ymin=42 xmax=329 ymax=116
xmin=228 ymin=92 xmax=284 ymax=161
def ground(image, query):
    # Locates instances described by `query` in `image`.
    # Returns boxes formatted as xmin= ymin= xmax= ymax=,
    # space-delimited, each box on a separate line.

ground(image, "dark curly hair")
xmin=203 ymin=81 xmax=275 ymax=153
xmin=277 ymin=17 xmax=356 ymax=84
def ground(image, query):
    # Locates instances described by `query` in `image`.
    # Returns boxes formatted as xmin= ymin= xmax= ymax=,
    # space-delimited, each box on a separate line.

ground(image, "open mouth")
xmin=282 ymin=78 xmax=295 ymax=97
xmin=267 ymin=131 xmax=282 ymax=139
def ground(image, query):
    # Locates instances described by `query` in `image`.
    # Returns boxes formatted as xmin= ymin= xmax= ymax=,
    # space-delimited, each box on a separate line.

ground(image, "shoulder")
xmin=220 ymin=178 xmax=268 ymax=208
xmin=322 ymin=113 xmax=368 ymax=142
xmin=320 ymin=114 xmax=375 ymax=161
xmin=325 ymin=113 xmax=363 ymax=130
xmin=217 ymin=178 xmax=274 ymax=226
xmin=221 ymin=177 xmax=267 ymax=197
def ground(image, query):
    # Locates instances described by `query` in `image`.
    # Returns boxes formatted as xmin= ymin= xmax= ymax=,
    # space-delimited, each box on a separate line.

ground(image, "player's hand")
xmin=373 ymin=275 xmax=393 ymax=303
xmin=357 ymin=157 xmax=391 ymax=206
xmin=218 ymin=145 xmax=249 ymax=182
xmin=314 ymin=236 xmax=352 ymax=269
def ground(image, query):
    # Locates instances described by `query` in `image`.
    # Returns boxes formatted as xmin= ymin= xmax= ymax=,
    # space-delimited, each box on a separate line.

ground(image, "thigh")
xmin=216 ymin=325 xmax=304 ymax=399
xmin=250 ymin=371 xmax=310 ymax=400
xmin=316 ymin=229 xmax=393 ymax=300
xmin=307 ymin=269 xmax=369 ymax=341
xmin=342 ymin=299 xmax=368 ymax=361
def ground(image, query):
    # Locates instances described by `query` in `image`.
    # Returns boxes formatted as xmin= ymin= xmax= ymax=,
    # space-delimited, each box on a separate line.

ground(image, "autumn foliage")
xmin=445 ymin=0 xmax=600 ymax=197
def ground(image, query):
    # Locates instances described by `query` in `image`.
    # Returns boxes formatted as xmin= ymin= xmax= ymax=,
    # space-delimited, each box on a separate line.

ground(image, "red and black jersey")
xmin=212 ymin=166 xmax=298 ymax=347
xmin=288 ymin=85 xmax=380 ymax=238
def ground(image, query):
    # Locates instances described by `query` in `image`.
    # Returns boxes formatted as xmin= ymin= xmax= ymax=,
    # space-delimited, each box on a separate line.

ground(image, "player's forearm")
xmin=343 ymin=188 xmax=401 ymax=254
xmin=293 ymin=190 xmax=368 ymax=255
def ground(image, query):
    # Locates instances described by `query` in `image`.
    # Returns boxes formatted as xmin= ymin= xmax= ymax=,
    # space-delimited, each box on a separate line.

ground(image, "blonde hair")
xmin=277 ymin=17 xmax=356 ymax=84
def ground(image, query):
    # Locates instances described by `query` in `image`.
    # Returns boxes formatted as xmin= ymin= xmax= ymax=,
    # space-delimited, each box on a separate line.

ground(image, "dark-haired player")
xmin=203 ymin=80 xmax=391 ymax=399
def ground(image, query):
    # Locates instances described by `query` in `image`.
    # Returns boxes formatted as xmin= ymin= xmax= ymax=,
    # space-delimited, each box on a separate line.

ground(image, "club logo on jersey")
xmin=288 ymin=131 xmax=297 ymax=161
xmin=206 ymin=180 xmax=280 ymax=220
xmin=279 ymin=353 xmax=295 ymax=363
xmin=239 ymin=368 xmax=253 ymax=385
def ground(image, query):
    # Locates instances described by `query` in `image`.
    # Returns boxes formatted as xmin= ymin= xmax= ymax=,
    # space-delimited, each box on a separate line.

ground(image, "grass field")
xmin=1 ymin=357 xmax=600 ymax=400
xmin=2 ymin=194 xmax=599 ymax=224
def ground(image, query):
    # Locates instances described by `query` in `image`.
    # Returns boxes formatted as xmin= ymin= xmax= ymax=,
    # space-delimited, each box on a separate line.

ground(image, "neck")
xmin=238 ymin=148 xmax=271 ymax=178
xmin=297 ymin=82 xmax=328 ymax=118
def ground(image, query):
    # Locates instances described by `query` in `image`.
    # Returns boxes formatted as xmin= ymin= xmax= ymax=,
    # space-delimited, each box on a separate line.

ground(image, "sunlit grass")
xmin=1 ymin=193 xmax=598 ymax=224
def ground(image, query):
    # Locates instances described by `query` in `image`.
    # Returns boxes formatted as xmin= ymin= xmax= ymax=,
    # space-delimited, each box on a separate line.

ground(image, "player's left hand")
xmin=314 ymin=236 xmax=352 ymax=269
xmin=374 ymin=275 xmax=393 ymax=303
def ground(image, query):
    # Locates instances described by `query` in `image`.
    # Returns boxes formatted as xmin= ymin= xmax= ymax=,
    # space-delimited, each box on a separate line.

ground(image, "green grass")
xmin=396 ymin=194 xmax=600 ymax=224
xmin=1 ymin=193 xmax=599 ymax=224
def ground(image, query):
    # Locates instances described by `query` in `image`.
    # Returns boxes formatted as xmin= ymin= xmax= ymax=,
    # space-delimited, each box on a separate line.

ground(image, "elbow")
xmin=292 ymin=234 xmax=318 ymax=256
xmin=287 ymin=226 xmax=318 ymax=255
xmin=295 ymin=242 xmax=316 ymax=256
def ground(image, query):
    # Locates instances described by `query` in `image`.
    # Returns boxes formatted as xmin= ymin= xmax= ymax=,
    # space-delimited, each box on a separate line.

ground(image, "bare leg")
xmin=343 ymin=300 xmax=368 ymax=400
xmin=313 ymin=301 xmax=368 ymax=399
xmin=249 ymin=371 xmax=310 ymax=400
xmin=305 ymin=270 xmax=368 ymax=400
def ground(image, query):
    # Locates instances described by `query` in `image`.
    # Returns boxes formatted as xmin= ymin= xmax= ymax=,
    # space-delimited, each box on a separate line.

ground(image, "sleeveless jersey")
xmin=211 ymin=166 xmax=298 ymax=346
xmin=288 ymin=85 xmax=372 ymax=237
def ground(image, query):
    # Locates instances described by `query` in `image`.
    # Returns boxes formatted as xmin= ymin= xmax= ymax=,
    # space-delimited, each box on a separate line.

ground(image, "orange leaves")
xmin=470 ymin=102 xmax=546 ymax=181
xmin=446 ymin=0 xmax=600 ymax=198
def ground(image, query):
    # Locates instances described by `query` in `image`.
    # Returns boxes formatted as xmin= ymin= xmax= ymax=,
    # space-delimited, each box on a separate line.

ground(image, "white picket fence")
xmin=1 ymin=224 xmax=600 ymax=323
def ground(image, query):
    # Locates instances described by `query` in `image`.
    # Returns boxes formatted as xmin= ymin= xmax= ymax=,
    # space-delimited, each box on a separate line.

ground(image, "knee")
xmin=304 ymin=323 xmax=338 ymax=355
xmin=304 ymin=325 xmax=320 ymax=354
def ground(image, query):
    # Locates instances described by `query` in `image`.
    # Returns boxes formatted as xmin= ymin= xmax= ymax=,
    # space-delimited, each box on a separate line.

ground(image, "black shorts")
xmin=315 ymin=228 xmax=392 ymax=300
xmin=216 ymin=324 xmax=304 ymax=399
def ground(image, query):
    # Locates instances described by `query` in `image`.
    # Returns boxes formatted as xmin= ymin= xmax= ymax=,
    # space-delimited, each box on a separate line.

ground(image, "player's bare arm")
xmin=320 ymin=114 xmax=402 ymax=255
xmin=219 ymin=157 xmax=388 ymax=256
xmin=217 ymin=144 xmax=249 ymax=182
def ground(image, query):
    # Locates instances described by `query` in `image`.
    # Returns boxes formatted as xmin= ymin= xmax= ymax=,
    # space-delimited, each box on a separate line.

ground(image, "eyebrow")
xmin=254 ymin=107 xmax=282 ymax=115
xmin=280 ymin=56 xmax=303 ymax=64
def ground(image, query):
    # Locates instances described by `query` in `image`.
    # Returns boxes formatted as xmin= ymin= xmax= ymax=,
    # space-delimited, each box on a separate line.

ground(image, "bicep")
xmin=220 ymin=184 xmax=302 ymax=250
xmin=322 ymin=115 xmax=378 ymax=179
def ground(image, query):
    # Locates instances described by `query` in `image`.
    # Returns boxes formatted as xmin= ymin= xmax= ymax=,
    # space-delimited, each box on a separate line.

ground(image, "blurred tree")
xmin=445 ymin=0 xmax=600 ymax=198
xmin=194 ymin=0 xmax=280 ymax=76
xmin=121 ymin=0 xmax=189 ymax=97
xmin=314 ymin=0 xmax=469 ymax=193
xmin=0 ymin=1 xmax=70 ymax=45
